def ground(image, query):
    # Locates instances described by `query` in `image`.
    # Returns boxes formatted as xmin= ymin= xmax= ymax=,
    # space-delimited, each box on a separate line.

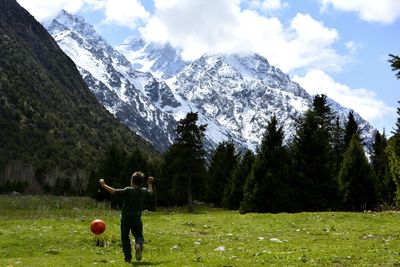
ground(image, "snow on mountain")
xmin=46 ymin=11 xmax=375 ymax=153
xmin=46 ymin=11 xmax=244 ymax=152
xmin=115 ymin=37 xmax=188 ymax=80
xmin=46 ymin=10 xmax=179 ymax=150
xmin=118 ymin=38 xmax=376 ymax=149
xmin=166 ymin=53 xmax=312 ymax=146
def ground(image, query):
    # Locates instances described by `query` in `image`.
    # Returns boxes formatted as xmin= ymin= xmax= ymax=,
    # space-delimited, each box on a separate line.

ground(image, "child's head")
xmin=131 ymin=171 xmax=144 ymax=187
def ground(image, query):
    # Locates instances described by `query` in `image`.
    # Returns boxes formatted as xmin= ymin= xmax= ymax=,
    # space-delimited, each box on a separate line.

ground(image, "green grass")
xmin=1 ymin=196 xmax=400 ymax=266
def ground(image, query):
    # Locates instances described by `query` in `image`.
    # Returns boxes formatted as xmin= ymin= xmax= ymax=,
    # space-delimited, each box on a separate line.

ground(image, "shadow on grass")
xmin=131 ymin=261 xmax=168 ymax=266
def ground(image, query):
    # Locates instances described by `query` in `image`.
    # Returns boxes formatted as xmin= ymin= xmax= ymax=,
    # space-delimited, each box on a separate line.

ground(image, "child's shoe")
xmin=135 ymin=244 xmax=142 ymax=261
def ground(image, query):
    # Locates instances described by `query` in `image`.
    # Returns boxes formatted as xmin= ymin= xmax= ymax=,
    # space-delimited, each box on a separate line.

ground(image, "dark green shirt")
xmin=115 ymin=187 xmax=151 ymax=218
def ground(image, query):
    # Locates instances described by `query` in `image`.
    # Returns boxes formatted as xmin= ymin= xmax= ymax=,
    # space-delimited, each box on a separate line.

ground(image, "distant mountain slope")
xmin=46 ymin=11 xmax=243 ymax=152
xmin=46 ymin=12 xmax=375 ymax=153
xmin=119 ymin=38 xmax=375 ymax=148
xmin=0 ymin=0 xmax=156 ymax=193
xmin=116 ymin=37 xmax=188 ymax=80
xmin=46 ymin=11 xmax=178 ymax=150
xmin=166 ymin=53 xmax=374 ymax=148
xmin=167 ymin=53 xmax=312 ymax=147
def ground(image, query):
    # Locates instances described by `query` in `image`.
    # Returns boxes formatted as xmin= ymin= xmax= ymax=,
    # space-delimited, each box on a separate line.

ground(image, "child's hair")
xmin=131 ymin=171 xmax=144 ymax=186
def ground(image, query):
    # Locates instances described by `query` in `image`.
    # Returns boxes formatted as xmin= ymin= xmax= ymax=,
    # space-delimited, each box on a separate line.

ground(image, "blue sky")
xmin=17 ymin=0 xmax=400 ymax=134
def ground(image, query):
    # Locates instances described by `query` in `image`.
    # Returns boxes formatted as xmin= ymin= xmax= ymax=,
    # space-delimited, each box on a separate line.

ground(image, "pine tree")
xmin=222 ymin=150 xmax=255 ymax=210
xmin=240 ymin=116 xmax=291 ymax=212
xmin=206 ymin=141 xmax=238 ymax=206
xmin=371 ymin=131 xmax=395 ymax=205
xmin=387 ymin=138 xmax=400 ymax=205
xmin=389 ymin=54 xmax=400 ymax=79
xmin=165 ymin=112 xmax=207 ymax=211
xmin=344 ymin=111 xmax=360 ymax=149
xmin=161 ymin=144 xmax=184 ymax=205
xmin=291 ymin=95 xmax=339 ymax=211
xmin=121 ymin=148 xmax=149 ymax=186
xmin=332 ymin=116 xmax=345 ymax=175
xmin=339 ymin=135 xmax=377 ymax=211
xmin=387 ymin=54 xmax=400 ymax=205
xmin=92 ymin=144 xmax=127 ymax=208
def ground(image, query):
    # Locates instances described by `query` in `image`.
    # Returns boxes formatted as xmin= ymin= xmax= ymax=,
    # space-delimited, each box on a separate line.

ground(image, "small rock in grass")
xmin=45 ymin=248 xmax=59 ymax=255
xmin=363 ymin=234 xmax=374 ymax=240
xmin=269 ymin=237 xmax=283 ymax=243
xmin=170 ymin=244 xmax=181 ymax=251
xmin=214 ymin=246 xmax=225 ymax=252
xmin=258 ymin=236 xmax=265 ymax=240
xmin=194 ymin=241 xmax=201 ymax=245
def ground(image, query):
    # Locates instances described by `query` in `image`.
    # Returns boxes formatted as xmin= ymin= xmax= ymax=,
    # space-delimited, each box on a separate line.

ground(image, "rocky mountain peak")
xmin=46 ymin=12 xmax=375 ymax=152
xmin=116 ymin=37 xmax=188 ymax=79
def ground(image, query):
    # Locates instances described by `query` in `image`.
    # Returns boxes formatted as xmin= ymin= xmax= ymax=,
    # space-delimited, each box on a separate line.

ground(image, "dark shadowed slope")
xmin=0 ymin=0 xmax=156 ymax=193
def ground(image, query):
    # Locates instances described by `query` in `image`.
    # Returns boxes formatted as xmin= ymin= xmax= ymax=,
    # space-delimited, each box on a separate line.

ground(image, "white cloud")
xmin=242 ymin=0 xmax=288 ymax=13
xmin=320 ymin=0 xmax=400 ymax=24
xmin=103 ymin=0 xmax=149 ymax=28
xmin=345 ymin=41 xmax=363 ymax=54
xmin=292 ymin=69 xmax=395 ymax=124
xmin=140 ymin=0 xmax=346 ymax=73
xmin=17 ymin=0 xmax=149 ymax=27
xmin=261 ymin=0 xmax=288 ymax=12
xmin=17 ymin=0 xmax=86 ymax=21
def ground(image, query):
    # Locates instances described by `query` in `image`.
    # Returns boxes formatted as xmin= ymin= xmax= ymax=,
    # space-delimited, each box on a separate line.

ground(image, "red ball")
xmin=90 ymin=219 xmax=106 ymax=235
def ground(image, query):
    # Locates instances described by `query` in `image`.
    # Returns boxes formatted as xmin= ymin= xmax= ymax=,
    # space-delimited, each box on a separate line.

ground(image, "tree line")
xmin=155 ymin=96 xmax=393 ymax=212
xmin=93 ymin=95 xmax=396 ymax=212
xmin=90 ymin=54 xmax=400 ymax=213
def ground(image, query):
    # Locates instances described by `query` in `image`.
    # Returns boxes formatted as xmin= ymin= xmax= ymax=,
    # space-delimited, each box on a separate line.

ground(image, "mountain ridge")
xmin=0 ymin=0 xmax=155 ymax=193
xmin=46 ymin=11 xmax=375 ymax=152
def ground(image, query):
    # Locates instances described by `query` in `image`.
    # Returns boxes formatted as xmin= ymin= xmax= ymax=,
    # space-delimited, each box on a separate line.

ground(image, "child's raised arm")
xmin=99 ymin=178 xmax=117 ymax=194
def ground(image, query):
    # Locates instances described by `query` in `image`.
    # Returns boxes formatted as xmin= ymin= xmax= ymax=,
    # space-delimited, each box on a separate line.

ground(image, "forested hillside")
xmin=0 ymin=0 xmax=156 ymax=194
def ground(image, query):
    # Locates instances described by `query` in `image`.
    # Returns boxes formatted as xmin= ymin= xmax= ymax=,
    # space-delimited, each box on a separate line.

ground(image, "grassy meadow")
xmin=1 ymin=196 xmax=400 ymax=266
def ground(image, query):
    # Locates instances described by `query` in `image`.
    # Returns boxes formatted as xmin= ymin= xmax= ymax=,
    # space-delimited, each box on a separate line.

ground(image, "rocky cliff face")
xmin=47 ymin=11 xmax=375 ymax=152
xmin=47 ymin=11 xmax=178 ymax=150
xmin=0 ymin=1 xmax=155 ymax=193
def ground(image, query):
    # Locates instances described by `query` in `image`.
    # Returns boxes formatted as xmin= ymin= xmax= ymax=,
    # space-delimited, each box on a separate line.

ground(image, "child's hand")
xmin=99 ymin=179 xmax=105 ymax=186
xmin=148 ymin=177 xmax=154 ymax=184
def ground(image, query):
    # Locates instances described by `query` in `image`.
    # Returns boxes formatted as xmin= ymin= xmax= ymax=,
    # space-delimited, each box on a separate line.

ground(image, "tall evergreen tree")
xmin=389 ymin=103 xmax=400 ymax=205
xmin=387 ymin=138 xmax=400 ymax=205
xmin=387 ymin=54 xmax=400 ymax=205
xmin=339 ymin=136 xmax=377 ymax=210
xmin=291 ymin=95 xmax=339 ymax=211
xmin=161 ymin=144 xmax=183 ymax=206
xmin=389 ymin=54 xmax=400 ymax=79
xmin=240 ymin=115 xmax=291 ymax=213
xmin=344 ymin=111 xmax=360 ymax=149
xmin=222 ymin=150 xmax=255 ymax=210
xmin=164 ymin=112 xmax=207 ymax=211
xmin=206 ymin=141 xmax=238 ymax=206
xmin=89 ymin=144 xmax=127 ymax=208
xmin=332 ymin=116 xmax=345 ymax=175
xmin=371 ymin=131 xmax=395 ymax=205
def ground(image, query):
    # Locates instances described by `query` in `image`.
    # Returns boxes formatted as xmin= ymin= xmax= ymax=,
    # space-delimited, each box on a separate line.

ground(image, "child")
xmin=99 ymin=171 xmax=154 ymax=263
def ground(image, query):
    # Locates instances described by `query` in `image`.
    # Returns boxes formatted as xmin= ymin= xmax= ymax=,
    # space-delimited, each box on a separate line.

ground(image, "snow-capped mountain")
xmin=46 ymin=11 xmax=245 ymax=152
xmin=166 ymin=53 xmax=312 ymax=147
xmin=116 ymin=37 xmax=188 ymax=80
xmin=46 ymin=11 xmax=375 ymax=153
xmin=46 ymin=10 xmax=178 ymax=150
xmin=120 ymin=39 xmax=375 ymax=148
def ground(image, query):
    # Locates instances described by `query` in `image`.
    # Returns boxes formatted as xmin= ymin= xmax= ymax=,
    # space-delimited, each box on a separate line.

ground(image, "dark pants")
xmin=120 ymin=217 xmax=144 ymax=260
